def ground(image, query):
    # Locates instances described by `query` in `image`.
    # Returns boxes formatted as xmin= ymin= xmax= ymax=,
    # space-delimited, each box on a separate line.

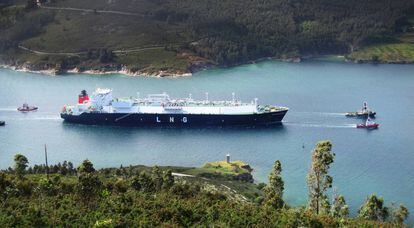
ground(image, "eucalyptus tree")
xmin=264 ymin=160 xmax=285 ymax=209
xmin=76 ymin=159 xmax=102 ymax=199
xmin=14 ymin=154 xmax=29 ymax=177
xmin=331 ymin=195 xmax=349 ymax=218
xmin=77 ymin=172 xmax=102 ymax=200
xmin=307 ymin=140 xmax=335 ymax=215
xmin=152 ymin=166 xmax=163 ymax=191
xmin=358 ymin=194 xmax=389 ymax=221
xmin=162 ymin=169 xmax=174 ymax=190
xmin=391 ymin=204 xmax=409 ymax=225
xmin=77 ymin=159 xmax=95 ymax=174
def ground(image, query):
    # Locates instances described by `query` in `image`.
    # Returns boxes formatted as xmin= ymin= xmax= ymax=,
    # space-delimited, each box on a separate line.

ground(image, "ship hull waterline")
xmin=61 ymin=110 xmax=288 ymax=127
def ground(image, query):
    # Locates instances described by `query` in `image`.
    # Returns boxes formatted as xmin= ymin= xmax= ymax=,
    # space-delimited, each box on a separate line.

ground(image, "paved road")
xmin=18 ymin=45 xmax=86 ymax=56
xmin=18 ymin=45 xmax=165 ymax=56
xmin=41 ymin=6 xmax=144 ymax=17
xmin=171 ymin=172 xmax=195 ymax=177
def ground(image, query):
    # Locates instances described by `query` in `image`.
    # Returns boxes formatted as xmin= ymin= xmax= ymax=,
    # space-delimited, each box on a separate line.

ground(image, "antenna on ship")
xmin=189 ymin=93 xmax=192 ymax=100
xmin=232 ymin=92 xmax=235 ymax=103
xmin=254 ymin=98 xmax=258 ymax=106
xmin=205 ymin=92 xmax=209 ymax=102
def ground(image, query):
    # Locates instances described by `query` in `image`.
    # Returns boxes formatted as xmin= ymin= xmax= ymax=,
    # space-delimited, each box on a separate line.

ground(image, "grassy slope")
xmin=101 ymin=164 xmax=261 ymax=201
xmin=1 ymin=0 xmax=198 ymax=74
xmin=117 ymin=49 xmax=190 ymax=74
xmin=348 ymin=15 xmax=414 ymax=63
xmin=198 ymin=160 xmax=251 ymax=175
xmin=22 ymin=10 xmax=187 ymax=52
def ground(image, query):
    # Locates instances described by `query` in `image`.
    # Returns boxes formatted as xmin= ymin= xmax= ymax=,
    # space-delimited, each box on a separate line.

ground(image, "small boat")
xmin=0 ymin=121 xmax=5 ymax=126
xmin=17 ymin=103 xmax=38 ymax=112
xmin=346 ymin=102 xmax=376 ymax=118
xmin=357 ymin=118 xmax=379 ymax=129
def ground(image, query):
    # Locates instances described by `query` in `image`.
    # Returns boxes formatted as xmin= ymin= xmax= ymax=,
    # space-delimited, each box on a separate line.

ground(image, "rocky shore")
xmin=0 ymin=62 xmax=193 ymax=77
xmin=347 ymin=58 xmax=414 ymax=64
xmin=0 ymin=51 xmax=218 ymax=77
xmin=2 ymin=54 xmax=412 ymax=77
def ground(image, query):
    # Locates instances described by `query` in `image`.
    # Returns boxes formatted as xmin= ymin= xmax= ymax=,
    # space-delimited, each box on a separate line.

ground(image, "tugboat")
xmin=17 ymin=103 xmax=38 ymax=112
xmin=346 ymin=102 xmax=376 ymax=118
xmin=357 ymin=117 xmax=379 ymax=129
xmin=0 ymin=120 xmax=5 ymax=126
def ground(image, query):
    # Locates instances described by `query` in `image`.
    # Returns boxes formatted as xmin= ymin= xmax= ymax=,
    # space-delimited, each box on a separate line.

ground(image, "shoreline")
xmin=0 ymin=64 xmax=193 ymax=77
xmin=1 ymin=55 xmax=412 ymax=77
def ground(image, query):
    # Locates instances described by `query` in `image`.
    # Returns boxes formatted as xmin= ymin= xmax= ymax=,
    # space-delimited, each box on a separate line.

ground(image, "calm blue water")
xmin=1 ymin=61 xmax=413 ymax=220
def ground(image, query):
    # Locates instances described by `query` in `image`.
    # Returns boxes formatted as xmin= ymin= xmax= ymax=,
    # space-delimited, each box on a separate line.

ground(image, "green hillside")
xmin=1 ymin=0 xmax=414 ymax=74
xmin=348 ymin=12 xmax=414 ymax=63
xmin=0 ymin=155 xmax=407 ymax=227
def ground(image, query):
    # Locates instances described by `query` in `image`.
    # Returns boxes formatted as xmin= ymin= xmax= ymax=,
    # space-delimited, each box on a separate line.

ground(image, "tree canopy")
xmin=264 ymin=160 xmax=285 ymax=209
xmin=77 ymin=159 xmax=95 ymax=174
xmin=1 ymin=0 xmax=413 ymax=73
xmin=307 ymin=140 xmax=335 ymax=215
xmin=0 ymin=145 xmax=410 ymax=226
xmin=13 ymin=154 xmax=28 ymax=176
xmin=358 ymin=194 xmax=389 ymax=221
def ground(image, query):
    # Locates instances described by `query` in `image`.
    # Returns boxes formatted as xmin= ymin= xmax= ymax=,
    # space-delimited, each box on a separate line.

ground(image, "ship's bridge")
xmin=91 ymin=88 xmax=113 ymax=107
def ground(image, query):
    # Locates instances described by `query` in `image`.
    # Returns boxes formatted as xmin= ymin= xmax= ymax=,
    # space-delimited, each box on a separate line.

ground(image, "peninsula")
xmin=1 ymin=141 xmax=410 ymax=226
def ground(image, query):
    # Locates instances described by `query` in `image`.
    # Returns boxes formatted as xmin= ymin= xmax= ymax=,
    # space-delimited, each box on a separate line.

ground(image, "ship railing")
xmin=164 ymin=106 xmax=183 ymax=110
xmin=146 ymin=93 xmax=170 ymax=102
xmin=190 ymin=101 xmax=251 ymax=106
xmin=133 ymin=97 xmax=254 ymax=107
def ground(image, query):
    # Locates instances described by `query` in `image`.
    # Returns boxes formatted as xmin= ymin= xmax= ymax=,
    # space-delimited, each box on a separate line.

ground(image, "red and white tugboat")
xmin=357 ymin=117 xmax=379 ymax=129
xmin=17 ymin=103 xmax=38 ymax=112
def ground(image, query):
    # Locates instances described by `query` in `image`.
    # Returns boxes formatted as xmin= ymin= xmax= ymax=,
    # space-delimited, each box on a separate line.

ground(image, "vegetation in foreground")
xmin=0 ymin=0 xmax=414 ymax=75
xmin=0 ymin=140 xmax=410 ymax=227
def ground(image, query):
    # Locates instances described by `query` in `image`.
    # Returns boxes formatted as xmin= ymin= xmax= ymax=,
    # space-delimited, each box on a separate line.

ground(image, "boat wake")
xmin=0 ymin=107 xmax=17 ymax=112
xmin=30 ymin=116 xmax=61 ymax=120
xmin=3 ymin=116 xmax=61 ymax=121
xmin=293 ymin=111 xmax=346 ymax=116
xmin=284 ymin=122 xmax=356 ymax=128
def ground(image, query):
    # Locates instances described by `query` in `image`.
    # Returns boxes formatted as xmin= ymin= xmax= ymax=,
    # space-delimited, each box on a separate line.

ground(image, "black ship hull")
xmin=61 ymin=110 xmax=288 ymax=127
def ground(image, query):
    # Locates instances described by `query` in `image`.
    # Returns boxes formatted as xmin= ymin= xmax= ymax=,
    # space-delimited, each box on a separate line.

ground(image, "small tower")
xmin=226 ymin=154 xmax=231 ymax=163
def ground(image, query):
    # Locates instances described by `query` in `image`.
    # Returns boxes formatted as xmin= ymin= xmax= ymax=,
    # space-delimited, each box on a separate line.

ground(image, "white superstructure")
xmin=62 ymin=88 xmax=287 ymax=116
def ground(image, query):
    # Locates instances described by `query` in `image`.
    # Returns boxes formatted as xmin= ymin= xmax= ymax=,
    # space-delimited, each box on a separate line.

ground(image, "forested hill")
xmin=0 ymin=0 xmax=413 ymax=74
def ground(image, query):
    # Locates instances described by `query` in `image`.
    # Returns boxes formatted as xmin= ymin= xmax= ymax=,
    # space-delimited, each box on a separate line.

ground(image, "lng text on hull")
xmin=60 ymin=89 xmax=288 ymax=126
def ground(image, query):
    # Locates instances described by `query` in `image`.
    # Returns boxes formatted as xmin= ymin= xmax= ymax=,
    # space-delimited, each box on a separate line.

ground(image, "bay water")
xmin=1 ymin=60 xmax=413 ymax=220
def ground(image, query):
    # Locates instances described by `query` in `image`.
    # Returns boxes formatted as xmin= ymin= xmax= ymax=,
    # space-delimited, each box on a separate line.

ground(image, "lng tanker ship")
xmin=60 ymin=88 xmax=288 ymax=126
